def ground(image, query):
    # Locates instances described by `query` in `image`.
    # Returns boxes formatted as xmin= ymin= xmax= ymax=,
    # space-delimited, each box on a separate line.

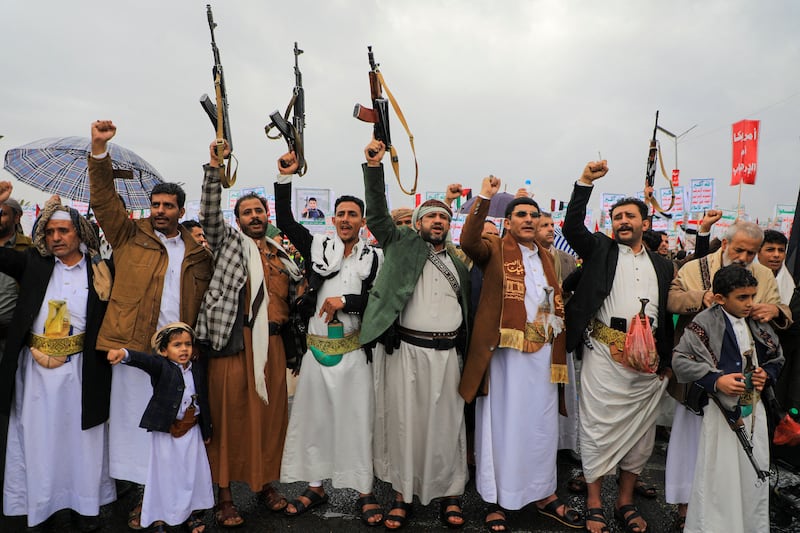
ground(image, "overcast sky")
xmin=2 ymin=0 xmax=798 ymax=221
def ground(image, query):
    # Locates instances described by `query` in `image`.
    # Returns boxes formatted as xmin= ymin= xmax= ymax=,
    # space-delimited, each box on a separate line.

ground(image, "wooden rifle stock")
xmin=353 ymin=46 xmax=417 ymax=195
xmin=200 ymin=4 xmax=236 ymax=187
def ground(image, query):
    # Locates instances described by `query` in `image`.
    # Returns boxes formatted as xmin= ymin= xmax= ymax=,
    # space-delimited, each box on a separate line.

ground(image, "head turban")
xmin=151 ymin=322 xmax=196 ymax=353
xmin=391 ymin=207 xmax=413 ymax=224
xmin=412 ymin=199 xmax=452 ymax=228
xmin=33 ymin=200 xmax=112 ymax=300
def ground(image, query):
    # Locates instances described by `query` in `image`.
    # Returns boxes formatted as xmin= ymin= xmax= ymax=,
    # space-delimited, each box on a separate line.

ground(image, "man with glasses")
xmin=460 ymin=176 xmax=581 ymax=531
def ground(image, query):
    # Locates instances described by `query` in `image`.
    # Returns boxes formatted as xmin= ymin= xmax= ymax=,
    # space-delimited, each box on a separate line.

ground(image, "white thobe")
xmin=109 ymin=231 xmax=184 ymax=483
xmin=475 ymin=244 xmax=558 ymax=509
xmin=3 ymin=257 xmax=116 ymax=526
xmin=685 ymin=311 xmax=769 ymax=533
xmin=281 ymin=241 xmax=377 ymax=493
xmin=775 ymin=264 xmax=795 ymax=305
xmin=374 ymin=247 xmax=467 ymax=505
xmin=140 ymin=361 xmax=213 ymax=528
xmin=579 ymin=244 xmax=667 ymax=482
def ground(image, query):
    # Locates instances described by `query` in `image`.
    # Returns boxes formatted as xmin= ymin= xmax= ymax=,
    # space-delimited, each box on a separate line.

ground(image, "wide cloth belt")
xmin=27 ymin=332 xmax=85 ymax=357
xmin=306 ymin=331 xmax=361 ymax=356
xmin=525 ymin=320 xmax=555 ymax=344
xmin=590 ymin=318 xmax=634 ymax=368
xmin=589 ymin=319 xmax=626 ymax=347
xmin=397 ymin=325 xmax=459 ymax=351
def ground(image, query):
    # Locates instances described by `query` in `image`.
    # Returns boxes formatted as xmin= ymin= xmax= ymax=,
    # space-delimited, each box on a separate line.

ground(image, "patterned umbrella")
xmin=3 ymin=136 xmax=163 ymax=210
xmin=458 ymin=191 xmax=516 ymax=218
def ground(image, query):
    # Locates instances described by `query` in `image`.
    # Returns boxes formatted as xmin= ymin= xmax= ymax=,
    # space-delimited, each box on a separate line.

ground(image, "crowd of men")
xmin=0 ymin=120 xmax=798 ymax=533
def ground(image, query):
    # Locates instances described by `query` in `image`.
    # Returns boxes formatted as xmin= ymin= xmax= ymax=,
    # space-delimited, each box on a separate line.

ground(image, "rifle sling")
xmin=376 ymin=71 xmax=418 ymax=196
xmin=645 ymin=142 xmax=675 ymax=213
xmin=264 ymin=94 xmax=307 ymax=176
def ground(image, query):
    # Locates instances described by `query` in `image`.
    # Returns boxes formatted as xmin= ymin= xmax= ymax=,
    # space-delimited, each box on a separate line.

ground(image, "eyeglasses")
xmin=511 ymin=210 xmax=541 ymax=219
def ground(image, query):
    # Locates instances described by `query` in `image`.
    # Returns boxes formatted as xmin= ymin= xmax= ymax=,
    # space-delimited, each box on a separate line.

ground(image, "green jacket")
xmin=359 ymin=163 xmax=470 ymax=346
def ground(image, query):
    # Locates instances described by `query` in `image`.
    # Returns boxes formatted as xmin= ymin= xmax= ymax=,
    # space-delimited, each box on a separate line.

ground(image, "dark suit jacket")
xmin=124 ymin=349 xmax=212 ymax=440
xmin=274 ymin=181 xmax=374 ymax=314
xmin=562 ymin=183 xmax=675 ymax=371
xmin=0 ymin=248 xmax=111 ymax=429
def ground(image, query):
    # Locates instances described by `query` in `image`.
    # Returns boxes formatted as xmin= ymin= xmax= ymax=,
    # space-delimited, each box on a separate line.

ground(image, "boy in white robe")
xmin=672 ymin=264 xmax=783 ymax=533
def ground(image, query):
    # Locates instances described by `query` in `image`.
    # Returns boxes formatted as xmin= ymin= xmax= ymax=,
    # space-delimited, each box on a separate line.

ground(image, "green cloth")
xmin=267 ymin=223 xmax=282 ymax=239
xmin=359 ymin=163 xmax=470 ymax=346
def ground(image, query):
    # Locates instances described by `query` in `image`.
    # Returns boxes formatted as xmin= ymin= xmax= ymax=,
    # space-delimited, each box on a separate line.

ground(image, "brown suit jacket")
xmin=458 ymin=196 xmax=558 ymax=403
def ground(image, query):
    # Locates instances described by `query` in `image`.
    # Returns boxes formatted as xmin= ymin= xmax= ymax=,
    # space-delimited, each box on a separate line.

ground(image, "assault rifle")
xmin=643 ymin=110 xmax=674 ymax=214
xmin=200 ymin=4 xmax=237 ymax=187
xmin=265 ymin=42 xmax=307 ymax=176
xmin=353 ymin=45 xmax=418 ymax=195
xmin=710 ymin=394 xmax=770 ymax=484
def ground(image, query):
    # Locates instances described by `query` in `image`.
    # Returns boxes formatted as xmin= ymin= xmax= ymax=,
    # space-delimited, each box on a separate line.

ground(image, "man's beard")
xmin=241 ymin=220 xmax=267 ymax=239
xmin=722 ymin=253 xmax=749 ymax=267
xmin=419 ymin=226 xmax=447 ymax=246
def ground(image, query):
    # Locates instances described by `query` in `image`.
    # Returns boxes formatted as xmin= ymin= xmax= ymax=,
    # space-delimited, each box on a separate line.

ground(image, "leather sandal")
xmin=262 ymin=484 xmax=288 ymax=512
xmin=214 ymin=500 xmax=244 ymax=529
xmin=615 ymin=504 xmax=648 ymax=533
xmin=616 ymin=476 xmax=658 ymax=499
xmin=585 ymin=507 xmax=610 ymax=533
xmin=356 ymin=494 xmax=383 ymax=527
xmin=185 ymin=512 xmax=206 ymax=533
xmin=438 ymin=497 xmax=465 ymax=529
xmin=384 ymin=499 xmax=413 ymax=530
xmin=566 ymin=474 xmax=587 ymax=494
xmin=284 ymin=487 xmax=329 ymax=516
xmin=127 ymin=500 xmax=144 ymax=531
xmin=536 ymin=497 xmax=583 ymax=529
xmin=484 ymin=504 xmax=511 ymax=532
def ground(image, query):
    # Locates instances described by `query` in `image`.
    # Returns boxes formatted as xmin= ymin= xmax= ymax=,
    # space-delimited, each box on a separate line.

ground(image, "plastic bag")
xmin=773 ymin=414 xmax=800 ymax=446
xmin=623 ymin=298 xmax=659 ymax=373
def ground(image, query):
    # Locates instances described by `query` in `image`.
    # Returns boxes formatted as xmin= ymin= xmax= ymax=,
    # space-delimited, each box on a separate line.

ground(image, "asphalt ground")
xmin=3 ymin=434 xmax=799 ymax=532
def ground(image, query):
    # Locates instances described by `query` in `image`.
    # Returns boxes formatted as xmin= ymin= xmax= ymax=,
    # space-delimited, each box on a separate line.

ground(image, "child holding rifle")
xmin=672 ymin=264 xmax=783 ymax=533
xmin=108 ymin=323 xmax=213 ymax=533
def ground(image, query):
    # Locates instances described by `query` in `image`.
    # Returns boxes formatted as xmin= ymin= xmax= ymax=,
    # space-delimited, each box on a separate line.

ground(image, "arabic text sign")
xmin=689 ymin=179 xmax=715 ymax=211
xmin=731 ymin=120 xmax=759 ymax=185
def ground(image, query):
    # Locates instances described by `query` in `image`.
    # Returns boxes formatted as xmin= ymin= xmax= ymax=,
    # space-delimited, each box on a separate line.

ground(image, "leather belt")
xmin=397 ymin=326 xmax=458 ymax=351
xmin=396 ymin=325 xmax=459 ymax=339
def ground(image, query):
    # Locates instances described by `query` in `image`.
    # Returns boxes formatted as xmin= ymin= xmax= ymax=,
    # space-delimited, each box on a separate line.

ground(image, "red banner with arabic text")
xmin=731 ymin=120 xmax=759 ymax=185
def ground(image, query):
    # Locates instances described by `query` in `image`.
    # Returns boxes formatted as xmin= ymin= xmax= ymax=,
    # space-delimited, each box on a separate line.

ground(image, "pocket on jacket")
xmin=105 ymin=293 xmax=140 ymax=342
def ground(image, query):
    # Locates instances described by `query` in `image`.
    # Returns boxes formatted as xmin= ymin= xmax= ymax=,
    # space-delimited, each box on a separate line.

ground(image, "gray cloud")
xmin=2 ymin=0 xmax=798 ymax=222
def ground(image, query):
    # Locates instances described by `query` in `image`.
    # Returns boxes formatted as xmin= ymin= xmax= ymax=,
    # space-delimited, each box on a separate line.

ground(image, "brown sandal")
xmin=127 ymin=500 xmax=144 ymax=530
xmin=261 ymin=484 xmax=288 ymax=512
xmin=214 ymin=500 xmax=244 ymax=528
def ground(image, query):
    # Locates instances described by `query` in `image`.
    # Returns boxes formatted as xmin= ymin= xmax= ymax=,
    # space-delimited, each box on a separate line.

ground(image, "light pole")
xmin=656 ymin=123 xmax=697 ymax=171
